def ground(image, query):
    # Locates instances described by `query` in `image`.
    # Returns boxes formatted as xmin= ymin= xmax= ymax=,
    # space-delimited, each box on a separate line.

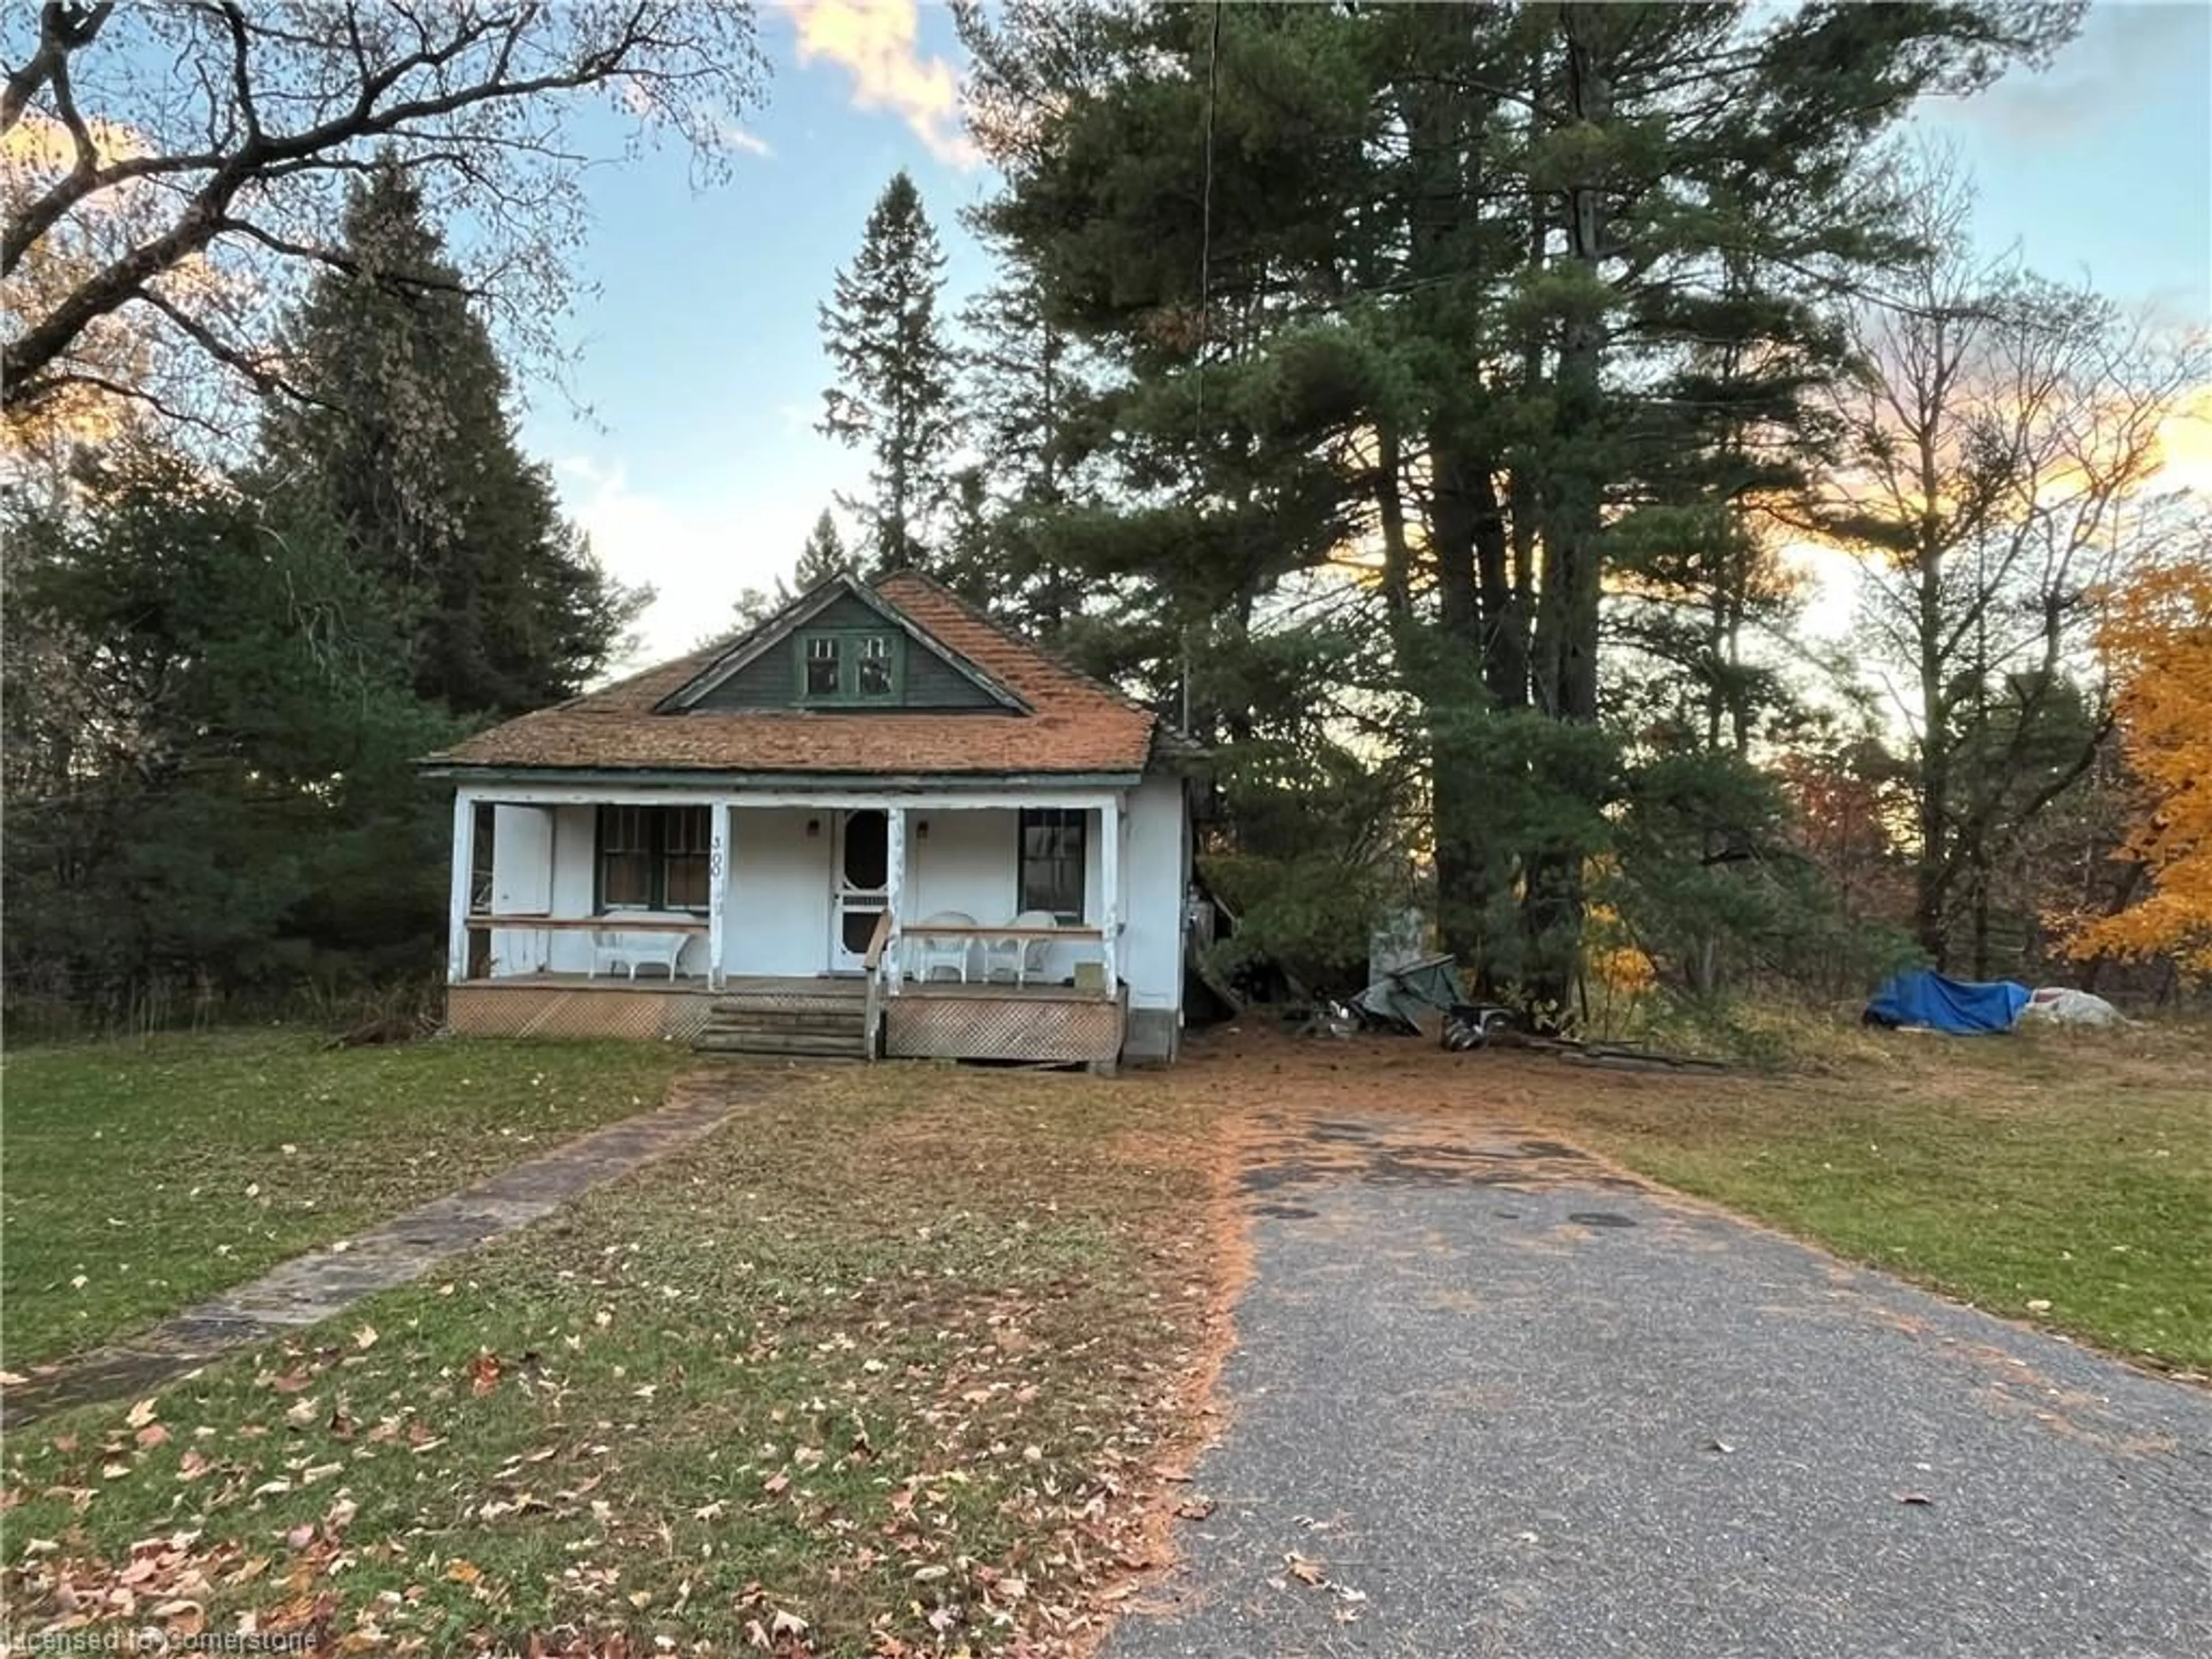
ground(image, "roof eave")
xmin=414 ymin=760 xmax=1152 ymax=791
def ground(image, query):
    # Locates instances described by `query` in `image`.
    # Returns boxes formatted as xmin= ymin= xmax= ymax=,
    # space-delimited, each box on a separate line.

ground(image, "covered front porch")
xmin=442 ymin=785 xmax=1130 ymax=1063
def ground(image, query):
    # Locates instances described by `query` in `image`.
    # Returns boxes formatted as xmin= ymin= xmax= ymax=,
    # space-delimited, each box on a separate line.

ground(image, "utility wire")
xmin=1183 ymin=0 xmax=1225 ymax=738
xmin=1196 ymin=0 xmax=1223 ymax=423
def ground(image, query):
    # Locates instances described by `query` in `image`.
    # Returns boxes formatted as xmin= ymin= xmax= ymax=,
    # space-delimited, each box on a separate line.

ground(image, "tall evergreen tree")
xmin=960 ymin=0 xmax=2082 ymax=1012
xmin=256 ymin=161 xmax=635 ymax=719
xmin=1 ymin=446 xmax=460 ymax=1019
xmin=818 ymin=171 xmax=959 ymax=575
xmin=948 ymin=264 xmax=1092 ymax=632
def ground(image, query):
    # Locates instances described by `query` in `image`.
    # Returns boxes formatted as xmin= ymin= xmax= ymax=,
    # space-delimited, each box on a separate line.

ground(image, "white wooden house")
xmin=421 ymin=572 xmax=1202 ymax=1066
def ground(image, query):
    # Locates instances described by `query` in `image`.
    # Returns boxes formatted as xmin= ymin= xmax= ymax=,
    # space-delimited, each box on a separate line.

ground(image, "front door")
xmin=830 ymin=809 xmax=889 ymax=972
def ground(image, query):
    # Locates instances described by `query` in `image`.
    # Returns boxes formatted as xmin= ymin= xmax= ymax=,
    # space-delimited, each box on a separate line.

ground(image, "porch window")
xmin=1018 ymin=808 xmax=1086 ymax=923
xmin=596 ymin=805 xmax=711 ymax=912
xmin=797 ymin=630 xmax=902 ymax=703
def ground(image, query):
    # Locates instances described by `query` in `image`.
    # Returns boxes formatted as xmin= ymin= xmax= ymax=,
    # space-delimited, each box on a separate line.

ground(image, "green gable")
xmin=685 ymin=590 xmax=1007 ymax=713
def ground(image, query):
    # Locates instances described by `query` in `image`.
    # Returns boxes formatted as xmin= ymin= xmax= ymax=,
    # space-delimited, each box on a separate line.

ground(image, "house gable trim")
xmin=657 ymin=575 xmax=1031 ymax=715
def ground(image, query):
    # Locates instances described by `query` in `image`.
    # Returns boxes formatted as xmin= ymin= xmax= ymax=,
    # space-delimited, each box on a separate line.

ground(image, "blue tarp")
xmin=1864 ymin=969 xmax=2031 ymax=1035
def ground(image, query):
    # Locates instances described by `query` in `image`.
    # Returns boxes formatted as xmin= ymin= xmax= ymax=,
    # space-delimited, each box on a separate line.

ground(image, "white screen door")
xmin=830 ymin=809 xmax=889 ymax=971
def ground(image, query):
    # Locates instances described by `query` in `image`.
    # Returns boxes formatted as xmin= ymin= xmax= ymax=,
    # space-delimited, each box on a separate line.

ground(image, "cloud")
xmin=724 ymin=123 xmax=775 ymax=159
xmin=554 ymin=457 xmax=802 ymax=666
xmin=1947 ymin=3 xmax=2210 ymax=146
xmin=614 ymin=75 xmax=774 ymax=161
xmin=779 ymin=0 xmax=978 ymax=168
xmin=2155 ymin=385 xmax=2212 ymax=495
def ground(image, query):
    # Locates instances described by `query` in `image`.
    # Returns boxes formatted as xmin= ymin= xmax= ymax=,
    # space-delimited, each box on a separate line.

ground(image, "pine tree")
xmin=819 ymin=171 xmax=958 ymax=575
xmin=950 ymin=264 xmax=1091 ymax=632
xmin=796 ymin=508 xmax=852 ymax=587
xmin=1 ymin=446 xmax=460 ymax=1012
xmin=960 ymin=0 xmax=2083 ymax=1011
xmin=256 ymin=160 xmax=636 ymax=719
xmin=725 ymin=507 xmax=854 ymax=637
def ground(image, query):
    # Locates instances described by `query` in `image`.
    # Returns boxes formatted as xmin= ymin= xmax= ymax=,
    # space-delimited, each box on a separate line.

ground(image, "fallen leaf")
xmin=469 ymin=1353 xmax=501 ymax=1396
xmin=126 ymin=1399 xmax=159 ymax=1430
xmin=1174 ymin=1498 xmax=1215 ymax=1520
xmin=1895 ymin=1491 xmax=1933 ymax=1506
xmin=353 ymin=1325 xmax=379 ymax=1351
xmin=1284 ymin=1551 xmax=1327 ymax=1586
xmin=135 ymin=1425 xmax=171 ymax=1449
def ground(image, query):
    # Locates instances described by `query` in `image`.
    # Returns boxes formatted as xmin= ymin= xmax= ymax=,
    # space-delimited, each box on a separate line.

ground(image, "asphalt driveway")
xmin=1108 ymin=1115 xmax=2212 ymax=1659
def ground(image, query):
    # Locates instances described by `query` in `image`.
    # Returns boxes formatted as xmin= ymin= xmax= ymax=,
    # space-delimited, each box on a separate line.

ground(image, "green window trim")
xmin=595 ymin=804 xmax=711 ymax=914
xmin=1018 ymin=806 xmax=1087 ymax=924
xmin=794 ymin=628 xmax=904 ymax=705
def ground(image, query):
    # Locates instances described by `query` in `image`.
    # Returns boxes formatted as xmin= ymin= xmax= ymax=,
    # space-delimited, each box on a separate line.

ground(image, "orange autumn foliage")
xmin=2067 ymin=559 xmax=2212 ymax=975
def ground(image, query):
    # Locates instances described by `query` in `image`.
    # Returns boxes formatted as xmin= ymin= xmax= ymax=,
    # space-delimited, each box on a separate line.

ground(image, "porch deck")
xmin=453 ymin=971 xmax=1111 ymax=1000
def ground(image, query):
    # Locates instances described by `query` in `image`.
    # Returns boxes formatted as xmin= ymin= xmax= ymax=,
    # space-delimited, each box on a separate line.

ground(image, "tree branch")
xmin=0 ymin=0 xmax=113 ymax=134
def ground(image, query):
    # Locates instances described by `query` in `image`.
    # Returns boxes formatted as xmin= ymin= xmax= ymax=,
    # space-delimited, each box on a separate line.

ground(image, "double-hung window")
xmin=857 ymin=633 xmax=895 ymax=696
xmin=1018 ymin=808 xmax=1087 ymax=923
xmin=797 ymin=630 xmax=900 ymax=703
xmin=597 ymin=805 xmax=711 ymax=912
xmin=804 ymin=635 xmax=841 ymax=698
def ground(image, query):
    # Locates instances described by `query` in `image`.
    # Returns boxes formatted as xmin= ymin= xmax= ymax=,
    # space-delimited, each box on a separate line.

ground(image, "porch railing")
xmin=861 ymin=908 xmax=896 ymax=1060
xmin=461 ymin=913 xmax=711 ymax=983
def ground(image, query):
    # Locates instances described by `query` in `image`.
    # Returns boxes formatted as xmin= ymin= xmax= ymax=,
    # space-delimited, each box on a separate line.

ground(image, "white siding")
xmin=476 ymin=783 xmax=1190 ymax=1007
xmin=909 ymin=809 xmax=1019 ymax=924
xmin=726 ymin=806 xmax=833 ymax=976
xmin=1123 ymin=774 xmax=1188 ymax=1012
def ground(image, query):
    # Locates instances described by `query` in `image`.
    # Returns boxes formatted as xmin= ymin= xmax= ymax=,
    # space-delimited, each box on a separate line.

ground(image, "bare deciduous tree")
xmin=2 ymin=1 xmax=764 ymax=429
xmin=1812 ymin=151 xmax=2206 ymax=971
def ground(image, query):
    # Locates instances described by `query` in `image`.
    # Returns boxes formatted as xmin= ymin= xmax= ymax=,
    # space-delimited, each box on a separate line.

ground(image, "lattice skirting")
xmin=448 ymin=984 xmax=714 ymax=1042
xmin=884 ymin=994 xmax=1124 ymax=1064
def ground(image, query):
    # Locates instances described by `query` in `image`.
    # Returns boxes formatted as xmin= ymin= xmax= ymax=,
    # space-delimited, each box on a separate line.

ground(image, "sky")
xmin=516 ymin=0 xmax=2212 ymax=667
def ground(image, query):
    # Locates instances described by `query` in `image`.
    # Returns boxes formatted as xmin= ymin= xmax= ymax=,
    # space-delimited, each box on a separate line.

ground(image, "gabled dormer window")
xmin=804 ymin=634 xmax=840 ymax=696
xmin=797 ymin=629 xmax=902 ymax=704
xmin=857 ymin=633 xmax=894 ymax=696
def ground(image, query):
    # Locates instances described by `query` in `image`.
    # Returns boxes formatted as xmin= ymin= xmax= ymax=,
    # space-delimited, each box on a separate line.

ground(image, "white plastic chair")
xmin=589 ymin=930 xmax=685 ymax=981
xmin=911 ymin=911 xmax=977 ymax=983
xmin=983 ymin=910 xmax=1061 ymax=986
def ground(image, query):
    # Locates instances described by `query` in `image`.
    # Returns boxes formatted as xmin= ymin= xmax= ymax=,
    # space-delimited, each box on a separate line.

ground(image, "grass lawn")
xmin=2 ymin=1062 xmax=1228 ymax=1657
xmin=3 ymin=1016 xmax=2202 ymax=1654
xmin=2 ymin=1032 xmax=688 ymax=1368
xmin=1526 ymin=1021 xmax=2212 ymax=1374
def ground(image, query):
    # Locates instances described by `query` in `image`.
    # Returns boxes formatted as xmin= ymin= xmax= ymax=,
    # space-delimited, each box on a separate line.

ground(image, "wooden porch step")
xmin=693 ymin=1029 xmax=866 ymax=1059
xmin=704 ymin=1008 xmax=865 ymax=1035
xmin=693 ymin=978 xmax=871 ymax=1057
xmin=709 ymin=994 xmax=866 ymax=1017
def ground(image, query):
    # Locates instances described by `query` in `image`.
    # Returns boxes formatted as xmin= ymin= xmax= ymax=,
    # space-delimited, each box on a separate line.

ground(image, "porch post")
xmin=446 ymin=789 xmax=477 ymax=986
xmin=708 ymin=798 xmax=730 ymax=991
xmin=885 ymin=805 xmax=907 ymax=995
xmin=1099 ymin=794 xmax=1121 ymax=995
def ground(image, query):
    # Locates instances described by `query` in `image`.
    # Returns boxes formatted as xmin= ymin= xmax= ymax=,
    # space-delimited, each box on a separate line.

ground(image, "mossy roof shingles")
xmin=425 ymin=572 xmax=1166 ymax=778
